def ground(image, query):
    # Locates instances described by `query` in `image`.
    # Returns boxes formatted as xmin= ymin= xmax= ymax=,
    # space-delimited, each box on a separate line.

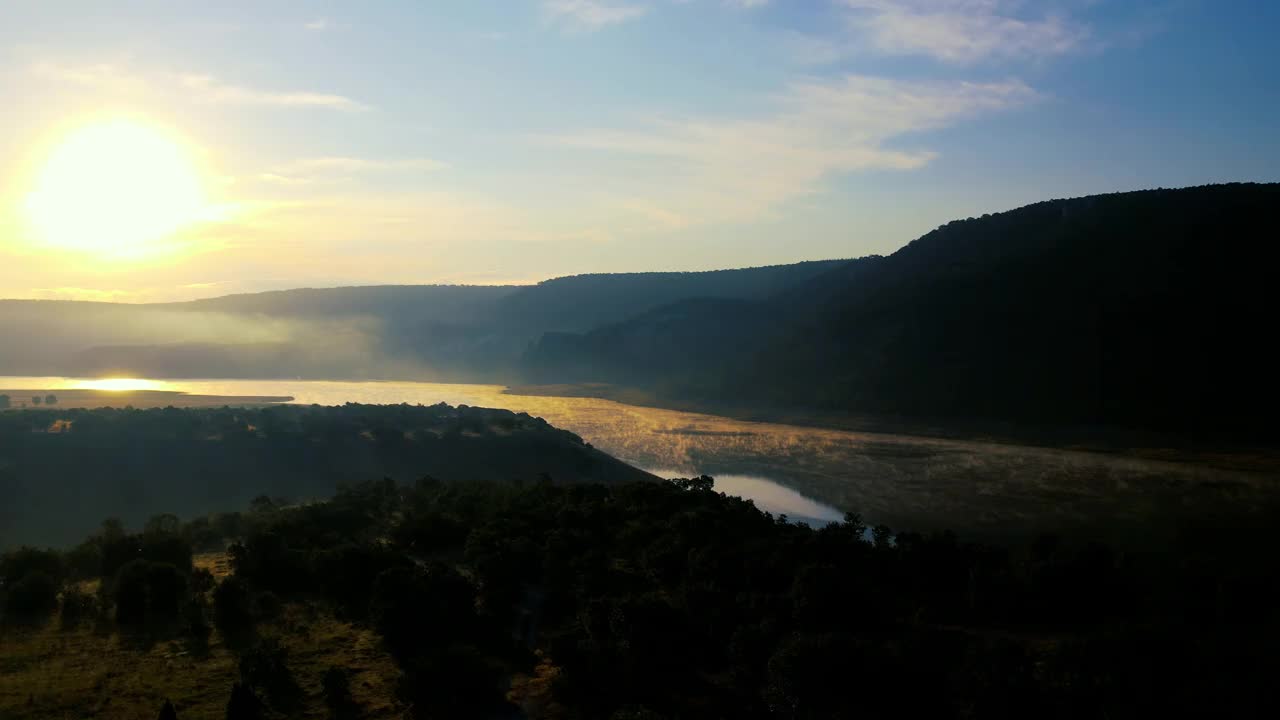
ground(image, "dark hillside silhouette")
xmin=0 ymin=404 xmax=653 ymax=548
xmin=493 ymin=260 xmax=847 ymax=335
xmin=524 ymin=183 xmax=1280 ymax=439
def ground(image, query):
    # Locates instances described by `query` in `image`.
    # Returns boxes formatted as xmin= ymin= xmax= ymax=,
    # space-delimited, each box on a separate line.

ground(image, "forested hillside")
xmin=0 ymin=404 xmax=652 ymax=548
xmin=524 ymin=184 xmax=1280 ymax=438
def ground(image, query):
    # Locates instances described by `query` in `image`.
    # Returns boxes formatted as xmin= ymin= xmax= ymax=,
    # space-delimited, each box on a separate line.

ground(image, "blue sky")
xmin=0 ymin=0 xmax=1276 ymax=301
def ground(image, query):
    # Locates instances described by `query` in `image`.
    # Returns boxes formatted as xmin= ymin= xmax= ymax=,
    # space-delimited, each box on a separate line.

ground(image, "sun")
xmin=24 ymin=119 xmax=208 ymax=257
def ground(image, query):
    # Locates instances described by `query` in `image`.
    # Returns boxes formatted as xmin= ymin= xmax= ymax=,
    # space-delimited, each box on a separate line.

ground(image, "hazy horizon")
xmin=2 ymin=1 xmax=1277 ymax=302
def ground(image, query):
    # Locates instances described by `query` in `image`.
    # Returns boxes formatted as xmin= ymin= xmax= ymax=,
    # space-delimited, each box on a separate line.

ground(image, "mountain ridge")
xmin=523 ymin=183 xmax=1280 ymax=439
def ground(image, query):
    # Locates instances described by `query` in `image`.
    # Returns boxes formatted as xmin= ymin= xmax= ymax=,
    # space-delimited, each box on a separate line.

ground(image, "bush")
xmin=59 ymin=588 xmax=98 ymax=627
xmin=64 ymin=540 xmax=103 ymax=580
xmin=238 ymin=638 xmax=301 ymax=711
xmin=113 ymin=560 xmax=152 ymax=625
xmin=0 ymin=547 xmax=65 ymax=588
xmin=225 ymin=682 xmax=263 ymax=720
xmin=213 ymin=576 xmax=254 ymax=636
xmin=190 ymin=567 xmax=216 ymax=595
xmin=185 ymin=598 xmax=211 ymax=643
xmin=147 ymin=562 xmax=188 ymax=620
xmin=4 ymin=571 xmax=59 ymax=618
xmin=321 ymin=666 xmax=356 ymax=718
xmin=112 ymin=560 xmax=187 ymax=626
xmin=252 ymin=591 xmax=283 ymax=621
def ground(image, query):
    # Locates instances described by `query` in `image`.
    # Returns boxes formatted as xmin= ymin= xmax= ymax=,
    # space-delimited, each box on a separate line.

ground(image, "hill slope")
xmin=0 ymin=404 xmax=655 ymax=548
xmin=0 ymin=262 xmax=845 ymax=382
xmin=523 ymin=183 xmax=1280 ymax=438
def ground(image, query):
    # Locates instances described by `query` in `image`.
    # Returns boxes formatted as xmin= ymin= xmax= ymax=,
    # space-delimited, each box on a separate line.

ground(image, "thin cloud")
xmin=546 ymin=74 xmax=1036 ymax=223
xmin=258 ymin=157 xmax=448 ymax=186
xmin=177 ymin=74 xmax=367 ymax=111
xmin=290 ymin=157 xmax=448 ymax=172
xmin=258 ymin=173 xmax=314 ymax=186
xmin=544 ymin=0 xmax=649 ymax=30
xmin=304 ymin=18 xmax=331 ymax=31
xmin=838 ymin=0 xmax=1089 ymax=63
xmin=29 ymin=61 xmax=368 ymax=111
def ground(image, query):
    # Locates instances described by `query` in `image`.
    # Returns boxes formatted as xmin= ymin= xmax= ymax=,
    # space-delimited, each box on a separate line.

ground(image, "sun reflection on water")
xmin=70 ymin=377 xmax=175 ymax=392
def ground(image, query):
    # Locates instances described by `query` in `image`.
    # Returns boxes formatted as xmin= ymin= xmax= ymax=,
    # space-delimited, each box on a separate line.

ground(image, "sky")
xmin=0 ymin=0 xmax=1276 ymax=302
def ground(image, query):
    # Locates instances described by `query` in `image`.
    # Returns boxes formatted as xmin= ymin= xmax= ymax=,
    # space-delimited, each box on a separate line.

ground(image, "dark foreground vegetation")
xmin=0 ymin=404 xmax=652 ymax=548
xmin=4 ymin=476 xmax=1278 ymax=719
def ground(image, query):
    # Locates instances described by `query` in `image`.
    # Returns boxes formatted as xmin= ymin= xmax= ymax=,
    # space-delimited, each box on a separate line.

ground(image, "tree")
xmin=0 ymin=394 xmax=9 ymax=409
xmin=3 ymin=571 xmax=59 ymax=618
xmin=225 ymin=682 xmax=263 ymax=720
xmin=44 ymin=394 xmax=57 ymax=406
xmin=157 ymin=699 xmax=179 ymax=720
xmin=213 ymin=576 xmax=255 ymax=638
xmin=190 ymin=567 xmax=216 ymax=595
xmin=239 ymin=638 xmax=301 ymax=711
xmin=145 ymin=513 xmax=182 ymax=536
xmin=113 ymin=559 xmax=152 ymax=625
xmin=60 ymin=588 xmax=98 ymax=628
xmin=146 ymin=562 xmax=188 ymax=620
xmin=322 ymin=666 xmax=357 ymax=719
xmin=112 ymin=560 xmax=187 ymax=626
xmin=0 ymin=547 xmax=65 ymax=588
xmin=31 ymin=396 xmax=42 ymax=406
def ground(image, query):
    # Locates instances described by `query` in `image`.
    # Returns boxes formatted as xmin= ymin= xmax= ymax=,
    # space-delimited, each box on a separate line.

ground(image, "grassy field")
xmin=0 ymin=555 xmax=404 ymax=719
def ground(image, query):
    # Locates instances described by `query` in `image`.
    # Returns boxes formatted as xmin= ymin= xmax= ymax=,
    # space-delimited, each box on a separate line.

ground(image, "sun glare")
xmin=24 ymin=120 xmax=208 ymax=257
xmin=72 ymin=378 xmax=174 ymax=392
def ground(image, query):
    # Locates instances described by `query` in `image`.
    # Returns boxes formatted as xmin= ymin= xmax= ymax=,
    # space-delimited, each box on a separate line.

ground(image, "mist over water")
xmin=3 ymin=376 xmax=1271 ymax=535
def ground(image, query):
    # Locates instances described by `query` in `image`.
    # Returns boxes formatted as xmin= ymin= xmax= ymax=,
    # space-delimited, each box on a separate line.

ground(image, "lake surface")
xmin=3 ymin=376 xmax=1275 ymax=535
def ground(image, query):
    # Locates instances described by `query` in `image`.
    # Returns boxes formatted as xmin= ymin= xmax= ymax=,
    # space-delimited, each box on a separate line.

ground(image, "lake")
xmin=2 ymin=376 xmax=1274 ymax=537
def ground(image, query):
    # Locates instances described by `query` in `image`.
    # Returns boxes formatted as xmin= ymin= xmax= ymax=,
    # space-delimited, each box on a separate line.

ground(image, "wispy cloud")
xmin=544 ymin=0 xmax=649 ymax=30
xmin=30 ymin=62 xmax=368 ymax=111
xmin=289 ymin=157 xmax=447 ymax=172
xmin=838 ymin=0 xmax=1088 ymax=63
xmin=259 ymin=157 xmax=447 ymax=185
xmin=303 ymin=17 xmax=331 ymax=31
xmin=176 ymin=74 xmax=367 ymax=111
xmin=546 ymin=74 xmax=1035 ymax=222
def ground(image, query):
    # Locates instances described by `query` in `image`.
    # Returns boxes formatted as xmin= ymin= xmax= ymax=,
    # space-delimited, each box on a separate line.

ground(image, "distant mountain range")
xmin=3 ymin=183 xmax=1275 ymax=439
xmin=0 ymin=261 xmax=845 ymax=382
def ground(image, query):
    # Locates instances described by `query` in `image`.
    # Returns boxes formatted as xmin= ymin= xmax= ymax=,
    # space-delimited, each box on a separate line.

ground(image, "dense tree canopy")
xmin=21 ymin=473 xmax=1280 ymax=718
xmin=0 ymin=403 xmax=651 ymax=548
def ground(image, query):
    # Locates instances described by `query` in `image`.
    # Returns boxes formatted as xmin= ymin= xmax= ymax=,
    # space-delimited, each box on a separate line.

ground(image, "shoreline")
xmin=503 ymin=382 xmax=1280 ymax=474
xmin=0 ymin=388 xmax=294 ymax=410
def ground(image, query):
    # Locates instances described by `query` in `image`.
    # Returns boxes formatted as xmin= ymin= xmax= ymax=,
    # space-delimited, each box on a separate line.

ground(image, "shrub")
xmin=213 ymin=576 xmax=254 ymax=636
xmin=4 ymin=571 xmax=59 ymax=618
xmin=322 ymin=666 xmax=356 ymax=718
xmin=225 ymin=682 xmax=263 ymax=720
xmin=59 ymin=588 xmax=98 ymax=627
xmin=252 ymin=591 xmax=283 ymax=621
xmin=113 ymin=560 xmax=187 ymax=626
xmin=190 ymin=567 xmax=216 ymax=595
xmin=238 ymin=638 xmax=301 ymax=711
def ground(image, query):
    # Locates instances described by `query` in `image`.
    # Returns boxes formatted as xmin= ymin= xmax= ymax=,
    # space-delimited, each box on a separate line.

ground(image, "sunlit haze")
xmin=24 ymin=120 xmax=214 ymax=260
xmin=1 ymin=1 xmax=1277 ymax=301
xmin=67 ymin=377 xmax=175 ymax=392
